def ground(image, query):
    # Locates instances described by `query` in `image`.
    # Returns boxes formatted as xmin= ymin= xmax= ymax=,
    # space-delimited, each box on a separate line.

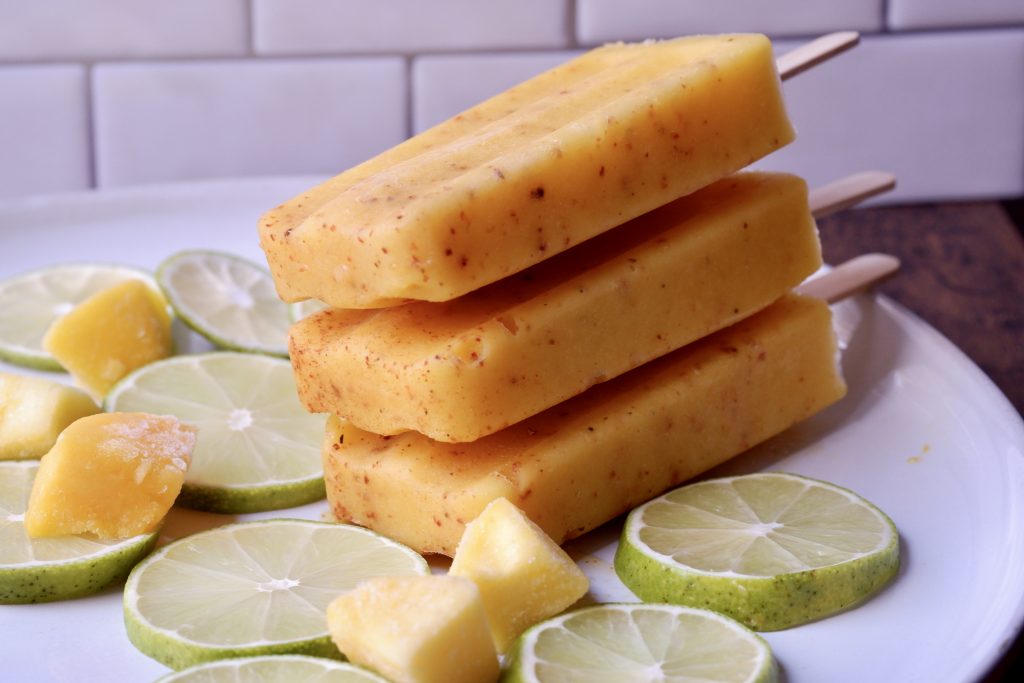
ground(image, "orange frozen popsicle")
xmin=260 ymin=34 xmax=794 ymax=309
xmin=291 ymin=172 xmax=821 ymax=442
xmin=321 ymin=293 xmax=846 ymax=556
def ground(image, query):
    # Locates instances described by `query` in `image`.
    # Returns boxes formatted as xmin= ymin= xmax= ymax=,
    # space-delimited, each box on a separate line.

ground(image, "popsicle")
xmin=291 ymin=172 xmax=822 ymax=442
xmin=259 ymin=34 xmax=795 ymax=309
xmin=321 ymin=291 xmax=847 ymax=556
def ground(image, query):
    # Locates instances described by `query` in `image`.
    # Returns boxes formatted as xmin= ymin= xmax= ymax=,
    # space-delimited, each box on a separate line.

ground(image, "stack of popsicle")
xmin=260 ymin=34 xmax=851 ymax=556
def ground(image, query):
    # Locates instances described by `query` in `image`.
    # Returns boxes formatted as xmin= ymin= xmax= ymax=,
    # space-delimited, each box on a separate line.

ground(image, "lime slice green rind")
xmin=156 ymin=655 xmax=390 ymax=682
xmin=156 ymin=250 xmax=290 ymax=357
xmin=0 ymin=461 xmax=157 ymax=604
xmin=104 ymin=352 xmax=327 ymax=514
xmin=502 ymin=603 xmax=777 ymax=683
xmin=1 ymin=533 xmax=157 ymax=604
xmin=177 ymin=477 xmax=327 ymax=514
xmin=124 ymin=519 xmax=429 ymax=670
xmin=125 ymin=607 xmax=344 ymax=671
xmin=0 ymin=263 xmax=161 ymax=371
xmin=614 ymin=472 xmax=900 ymax=631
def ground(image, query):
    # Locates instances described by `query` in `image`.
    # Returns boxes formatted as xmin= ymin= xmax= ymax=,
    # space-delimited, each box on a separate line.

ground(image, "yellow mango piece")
xmin=24 ymin=412 xmax=196 ymax=539
xmin=292 ymin=172 xmax=821 ymax=442
xmin=450 ymin=497 xmax=589 ymax=652
xmin=0 ymin=372 xmax=99 ymax=460
xmin=326 ymin=575 xmax=499 ymax=683
xmin=322 ymin=294 xmax=847 ymax=556
xmin=260 ymin=34 xmax=794 ymax=308
xmin=42 ymin=279 xmax=172 ymax=400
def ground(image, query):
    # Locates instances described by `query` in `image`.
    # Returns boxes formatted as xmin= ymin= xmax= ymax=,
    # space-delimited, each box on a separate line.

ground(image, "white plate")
xmin=1 ymin=178 xmax=1022 ymax=682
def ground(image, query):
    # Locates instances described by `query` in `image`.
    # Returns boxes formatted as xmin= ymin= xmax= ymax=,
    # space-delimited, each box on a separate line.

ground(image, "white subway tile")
xmin=0 ymin=0 xmax=247 ymax=61
xmin=254 ymin=0 xmax=569 ymax=55
xmin=889 ymin=0 xmax=1024 ymax=30
xmin=0 ymin=65 xmax=89 ymax=198
xmin=577 ymin=0 xmax=884 ymax=44
xmin=757 ymin=31 xmax=1024 ymax=203
xmin=412 ymin=51 xmax=580 ymax=133
xmin=93 ymin=59 xmax=407 ymax=188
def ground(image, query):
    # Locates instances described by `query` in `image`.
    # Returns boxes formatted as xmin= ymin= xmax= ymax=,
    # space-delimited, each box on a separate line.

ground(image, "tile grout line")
xmin=83 ymin=63 xmax=98 ymax=190
xmin=567 ymin=0 xmax=578 ymax=47
xmin=244 ymin=0 xmax=256 ymax=56
xmin=404 ymin=55 xmax=415 ymax=139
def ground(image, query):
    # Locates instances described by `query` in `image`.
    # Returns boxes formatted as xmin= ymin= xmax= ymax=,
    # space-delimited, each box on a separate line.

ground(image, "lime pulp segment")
xmin=503 ymin=603 xmax=777 ymax=683
xmin=104 ymin=352 xmax=326 ymax=513
xmin=0 ymin=263 xmax=160 ymax=370
xmin=0 ymin=461 xmax=156 ymax=604
xmin=124 ymin=519 xmax=429 ymax=670
xmin=289 ymin=299 xmax=328 ymax=324
xmin=614 ymin=472 xmax=900 ymax=631
xmin=157 ymin=250 xmax=291 ymax=357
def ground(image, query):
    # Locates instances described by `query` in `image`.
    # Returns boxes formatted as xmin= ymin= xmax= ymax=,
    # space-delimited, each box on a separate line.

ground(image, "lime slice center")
xmin=752 ymin=522 xmax=781 ymax=536
xmin=230 ymin=287 xmax=254 ymax=310
xmin=258 ymin=577 xmax=300 ymax=592
xmin=227 ymin=408 xmax=253 ymax=431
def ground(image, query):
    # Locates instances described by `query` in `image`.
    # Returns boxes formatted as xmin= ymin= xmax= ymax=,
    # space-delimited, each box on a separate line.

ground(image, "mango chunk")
xmin=323 ymin=294 xmax=847 ymax=556
xmin=450 ymin=497 xmax=589 ymax=652
xmin=0 ymin=372 xmax=99 ymax=460
xmin=327 ymin=575 xmax=499 ymax=683
xmin=260 ymin=34 xmax=794 ymax=308
xmin=43 ymin=279 xmax=172 ymax=400
xmin=24 ymin=412 xmax=196 ymax=539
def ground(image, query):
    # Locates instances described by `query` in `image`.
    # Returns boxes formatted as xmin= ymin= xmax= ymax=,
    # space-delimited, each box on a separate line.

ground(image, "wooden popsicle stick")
xmin=809 ymin=171 xmax=897 ymax=218
xmin=777 ymin=31 xmax=860 ymax=80
xmin=797 ymin=253 xmax=900 ymax=304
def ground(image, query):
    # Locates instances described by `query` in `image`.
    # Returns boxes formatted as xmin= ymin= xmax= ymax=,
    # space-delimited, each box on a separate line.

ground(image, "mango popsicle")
xmin=260 ymin=34 xmax=795 ymax=309
xmin=321 ymin=293 xmax=846 ymax=556
xmin=291 ymin=172 xmax=822 ymax=442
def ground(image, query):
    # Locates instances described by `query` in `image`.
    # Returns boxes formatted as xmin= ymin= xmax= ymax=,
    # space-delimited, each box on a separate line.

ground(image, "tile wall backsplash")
xmin=0 ymin=0 xmax=1021 ymax=202
xmin=92 ymin=58 xmax=407 ymax=187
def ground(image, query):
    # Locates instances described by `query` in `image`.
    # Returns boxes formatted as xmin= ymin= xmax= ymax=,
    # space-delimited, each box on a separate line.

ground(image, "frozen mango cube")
xmin=261 ymin=34 xmax=794 ymax=308
xmin=450 ymin=497 xmax=589 ymax=652
xmin=43 ymin=279 xmax=172 ymax=400
xmin=326 ymin=575 xmax=499 ymax=683
xmin=24 ymin=412 xmax=196 ymax=539
xmin=0 ymin=372 xmax=99 ymax=460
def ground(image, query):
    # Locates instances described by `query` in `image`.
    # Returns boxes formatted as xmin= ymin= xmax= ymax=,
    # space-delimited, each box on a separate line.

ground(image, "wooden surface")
xmin=818 ymin=201 xmax=1023 ymax=416
xmin=818 ymin=200 xmax=1024 ymax=681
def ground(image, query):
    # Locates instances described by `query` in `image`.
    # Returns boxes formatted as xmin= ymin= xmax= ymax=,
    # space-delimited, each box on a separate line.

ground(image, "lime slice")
xmin=157 ymin=655 xmax=388 ymax=682
xmin=125 ymin=519 xmax=429 ymax=670
xmin=105 ymin=352 xmax=326 ymax=513
xmin=0 ymin=263 xmax=160 ymax=370
xmin=615 ymin=472 xmax=900 ymax=631
xmin=0 ymin=461 xmax=156 ymax=603
xmin=289 ymin=299 xmax=328 ymax=323
xmin=157 ymin=250 xmax=290 ymax=357
xmin=504 ymin=603 xmax=776 ymax=683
